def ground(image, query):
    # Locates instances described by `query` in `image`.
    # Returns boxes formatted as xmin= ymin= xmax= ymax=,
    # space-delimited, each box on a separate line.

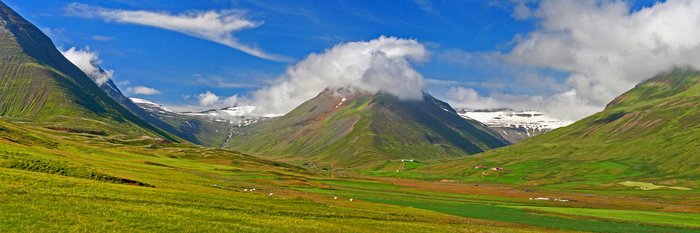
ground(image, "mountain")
xmin=225 ymin=87 xmax=509 ymax=169
xmin=129 ymin=97 xmax=266 ymax=147
xmin=0 ymin=2 xmax=177 ymax=140
xmin=424 ymin=68 xmax=700 ymax=188
xmin=179 ymin=105 xmax=265 ymax=127
xmin=456 ymin=108 xmax=572 ymax=143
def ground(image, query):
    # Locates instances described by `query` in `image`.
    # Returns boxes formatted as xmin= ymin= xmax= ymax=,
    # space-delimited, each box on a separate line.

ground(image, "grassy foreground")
xmin=1 ymin=119 xmax=699 ymax=232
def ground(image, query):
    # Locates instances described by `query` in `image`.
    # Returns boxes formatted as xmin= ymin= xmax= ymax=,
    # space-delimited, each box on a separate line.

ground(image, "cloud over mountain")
xmin=448 ymin=0 xmax=700 ymax=120
xmin=61 ymin=47 xmax=114 ymax=86
xmin=239 ymin=36 xmax=427 ymax=115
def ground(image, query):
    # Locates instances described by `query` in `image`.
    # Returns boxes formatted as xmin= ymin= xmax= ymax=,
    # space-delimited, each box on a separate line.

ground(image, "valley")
xmin=2 ymin=119 xmax=699 ymax=232
xmin=1 ymin=1 xmax=699 ymax=232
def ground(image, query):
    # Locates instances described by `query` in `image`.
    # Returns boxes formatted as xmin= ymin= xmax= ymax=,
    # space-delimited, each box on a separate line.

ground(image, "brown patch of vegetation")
xmin=46 ymin=127 xmax=107 ymax=136
xmin=374 ymin=177 xmax=700 ymax=213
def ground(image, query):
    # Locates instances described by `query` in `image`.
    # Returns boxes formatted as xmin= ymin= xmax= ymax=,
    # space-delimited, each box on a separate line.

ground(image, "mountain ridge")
xmin=0 ymin=1 xmax=177 ymax=141
xmin=225 ymin=87 xmax=509 ymax=168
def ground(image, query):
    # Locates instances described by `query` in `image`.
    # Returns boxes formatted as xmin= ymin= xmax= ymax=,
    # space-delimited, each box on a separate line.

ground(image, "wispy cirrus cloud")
xmin=193 ymin=74 xmax=260 ymax=89
xmin=91 ymin=35 xmax=115 ymax=41
xmin=65 ymin=3 xmax=289 ymax=62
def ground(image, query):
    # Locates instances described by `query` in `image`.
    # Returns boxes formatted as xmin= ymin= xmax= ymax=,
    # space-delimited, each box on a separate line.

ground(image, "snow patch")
xmin=457 ymin=109 xmax=573 ymax=132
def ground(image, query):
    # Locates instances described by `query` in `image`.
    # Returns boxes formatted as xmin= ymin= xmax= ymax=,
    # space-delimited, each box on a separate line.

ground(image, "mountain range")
xmin=456 ymin=109 xmax=572 ymax=143
xmin=2 ymin=0 xmax=698 ymax=187
xmin=2 ymin=2 xmax=700 ymax=231
xmin=422 ymin=68 xmax=700 ymax=187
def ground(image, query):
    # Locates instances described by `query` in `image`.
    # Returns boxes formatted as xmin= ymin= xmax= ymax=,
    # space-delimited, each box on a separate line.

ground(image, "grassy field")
xmin=299 ymin=179 xmax=700 ymax=233
xmin=2 ymin=119 xmax=700 ymax=232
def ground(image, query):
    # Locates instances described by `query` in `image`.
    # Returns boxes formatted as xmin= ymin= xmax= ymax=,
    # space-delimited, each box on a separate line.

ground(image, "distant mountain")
xmin=129 ymin=97 xmax=267 ymax=147
xmin=456 ymin=109 xmax=572 ymax=143
xmin=425 ymin=68 xmax=700 ymax=188
xmin=179 ymin=105 xmax=264 ymax=127
xmin=225 ymin=87 xmax=509 ymax=169
xmin=0 ymin=2 xmax=176 ymax=140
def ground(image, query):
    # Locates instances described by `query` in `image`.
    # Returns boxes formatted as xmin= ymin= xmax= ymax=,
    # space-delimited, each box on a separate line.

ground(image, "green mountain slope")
xmin=0 ymin=2 xmax=176 ymax=140
xmin=423 ymin=68 xmax=700 ymax=188
xmin=226 ymin=88 xmax=509 ymax=168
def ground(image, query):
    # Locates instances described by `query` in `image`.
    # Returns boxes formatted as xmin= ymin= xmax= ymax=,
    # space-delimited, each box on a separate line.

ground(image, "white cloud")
xmin=66 ymin=3 xmax=288 ymax=62
xmin=510 ymin=0 xmax=700 ymax=111
xmin=235 ymin=36 xmax=427 ymax=115
xmin=60 ymin=47 xmax=114 ymax=86
xmin=447 ymin=0 xmax=700 ymax=120
xmin=512 ymin=0 xmax=535 ymax=20
xmin=197 ymin=91 xmax=220 ymax=106
xmin=92 ymin=35 xmax=115 ymax=41
xmin=127 ymin=86 xmax=161 ymax=95
xmin=185 ymin=36 xmax=427 ymax=115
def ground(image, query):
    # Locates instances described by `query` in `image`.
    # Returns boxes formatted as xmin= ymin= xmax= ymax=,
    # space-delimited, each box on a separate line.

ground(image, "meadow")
xmin=1 ymin=119 xmax=699 ymax=232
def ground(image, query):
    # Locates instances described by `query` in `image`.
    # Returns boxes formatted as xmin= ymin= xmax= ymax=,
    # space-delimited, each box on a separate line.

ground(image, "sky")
xmin=7 ymin=0 xmax=698 ymax=120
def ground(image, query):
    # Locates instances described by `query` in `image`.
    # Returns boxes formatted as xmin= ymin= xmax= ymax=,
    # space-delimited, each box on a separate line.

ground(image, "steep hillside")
xmin=0 ymin=2 xmax=175 ymax=140
xmin=226 ymin=88 xmax=509 ymax=168
xmin=423 ymin=68 xmax=700 ymax=188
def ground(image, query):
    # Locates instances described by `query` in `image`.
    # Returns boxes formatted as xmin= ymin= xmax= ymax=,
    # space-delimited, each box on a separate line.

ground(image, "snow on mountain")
xmin=456 ymin=108 xmax=573 ymax=142
xmin=130 ymin=97 xmax=173 ymax=114
xmin=129 ymin=97 xmax=269 ymax=126
xmin=184 ymin=106 xmax=257 ymax=118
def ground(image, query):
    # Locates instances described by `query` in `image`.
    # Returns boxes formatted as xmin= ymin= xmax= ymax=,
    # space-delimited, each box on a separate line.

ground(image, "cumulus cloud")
xmin=510 ymin=0 xmax=700 ymax=116
xmin=237 ymin=36 xmax=427 ymax=115
xmin=197 ymin=91 xmax=220 ymax=106
xmin=65 ymin=3 xmax=288 ymax=62
xmin=61 ymin=47 xmax=114 ymax=86
xmin=447 ymin=0 xmax=700 ymax=120
xmin=186 ymin=36 xmax=427 ymax=115
xmin=126 ymin=86 xmax=161 ymax=95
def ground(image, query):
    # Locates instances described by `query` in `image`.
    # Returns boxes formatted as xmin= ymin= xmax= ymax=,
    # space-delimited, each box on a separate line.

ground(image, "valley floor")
xmin=1 ymin=120 xmax=699 ymax=232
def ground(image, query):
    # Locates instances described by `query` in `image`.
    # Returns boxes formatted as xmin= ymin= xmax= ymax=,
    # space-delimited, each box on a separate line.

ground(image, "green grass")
xmin=300 ymin=178 xmax=700 ymax=233
xmin=512 ymin=206 xmax=700 ymax=228
xmin=0 ymin=119 xmax=540 ymax=232
xmin=2 ymin=116 xmax=700 ymax=232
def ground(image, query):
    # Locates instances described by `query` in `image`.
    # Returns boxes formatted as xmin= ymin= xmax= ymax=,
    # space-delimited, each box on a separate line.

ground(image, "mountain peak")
xmin=0 ymin=2 xmax=176 ymax=140
xmin=226 ymin=88 xmax=509 ymax=168
xmin=606 ymin=67 xmax=700 ymax=109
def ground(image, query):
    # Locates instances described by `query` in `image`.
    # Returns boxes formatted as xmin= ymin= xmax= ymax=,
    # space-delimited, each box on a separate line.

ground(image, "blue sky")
xmin=5 ymin=0 xmax=681 ymax=119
